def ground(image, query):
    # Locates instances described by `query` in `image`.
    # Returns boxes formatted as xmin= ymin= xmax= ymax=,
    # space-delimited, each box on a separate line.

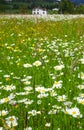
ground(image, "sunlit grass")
xmin=0 ymin=16 xmax=84 ymax=130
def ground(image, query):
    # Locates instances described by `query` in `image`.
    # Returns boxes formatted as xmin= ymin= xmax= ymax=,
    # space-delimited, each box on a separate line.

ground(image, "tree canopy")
xmin=0 ymin=0 xmax=84 ymax=14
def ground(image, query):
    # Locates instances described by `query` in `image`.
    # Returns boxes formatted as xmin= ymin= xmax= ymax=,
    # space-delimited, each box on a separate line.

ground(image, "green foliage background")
xmin=0 ymin=0 xmax=84 ymax=14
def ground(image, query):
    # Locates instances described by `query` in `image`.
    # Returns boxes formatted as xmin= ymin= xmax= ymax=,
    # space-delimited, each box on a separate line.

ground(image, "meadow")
xmin=0 ymin=15 xmax=84 ymax=130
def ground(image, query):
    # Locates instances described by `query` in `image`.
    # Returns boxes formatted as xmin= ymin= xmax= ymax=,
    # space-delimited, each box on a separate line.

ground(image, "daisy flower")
xmin=5 ymin=116 xmax=18 ymax=127
xmin=33 ymin=60 xmax=42 ymax=67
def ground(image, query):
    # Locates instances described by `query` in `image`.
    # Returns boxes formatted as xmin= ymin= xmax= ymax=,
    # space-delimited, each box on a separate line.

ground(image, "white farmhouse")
xmin=32 ymin=8 xmax=47 ymax=15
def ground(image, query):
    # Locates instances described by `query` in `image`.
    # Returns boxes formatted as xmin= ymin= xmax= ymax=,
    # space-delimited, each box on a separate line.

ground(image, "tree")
xmin=19 ymin=4 xmax=28 ymax=13
xmin=75 ymin=5 xmax=84 ymax=14
xmin=0 ymin=0 xmax=6 ymax=12
xmin=59 ymin=0 xmax=75 ymax=14
xmin=0 ymin=0 xmax=5 ymax=4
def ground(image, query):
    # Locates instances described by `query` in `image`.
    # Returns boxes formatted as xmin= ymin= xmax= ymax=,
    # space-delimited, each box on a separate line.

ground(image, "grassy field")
xmin=0 ymin=15 xmax=84 ymax=130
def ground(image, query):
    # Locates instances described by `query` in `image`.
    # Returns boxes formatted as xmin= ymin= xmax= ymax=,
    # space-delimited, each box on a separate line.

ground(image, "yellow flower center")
xmin=80 ymin=101 xmax=84 ymax=105
xmin=2 ymin=112 xmax=5 ymax=116
xmin=4 ymin=98 xmax=9 ymax=103
xmin=5 ymin=77 xmax=10 ymax=81
xmin=72 ymin=111 xmax=76 ymax=115
xmin=9 ymin=117 xmax=14 ymax=122
xmin=60 ymin=97 xmax=63 ymax=101
xmin=54 ymin=81 xmax=59 ymax=85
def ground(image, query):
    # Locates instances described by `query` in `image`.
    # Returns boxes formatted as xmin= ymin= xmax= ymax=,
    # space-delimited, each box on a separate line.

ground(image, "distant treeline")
xmin=0 ymin=0 xmax=84 ymax=14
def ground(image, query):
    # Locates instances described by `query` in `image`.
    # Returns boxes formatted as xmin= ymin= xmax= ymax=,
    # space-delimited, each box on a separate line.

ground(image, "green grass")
xmin=0 ymin=16 xmax=84 ymax=130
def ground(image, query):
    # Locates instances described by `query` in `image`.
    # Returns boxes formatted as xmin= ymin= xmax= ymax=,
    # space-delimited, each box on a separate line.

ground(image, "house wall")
xmin=32 ymin=8 xmax=47 ymax=15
